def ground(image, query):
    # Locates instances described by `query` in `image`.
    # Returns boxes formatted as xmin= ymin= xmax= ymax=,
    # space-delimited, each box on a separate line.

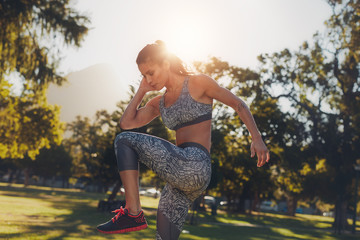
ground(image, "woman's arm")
xmin=120 ymin=78 xmax=160 ymax=130
xmin=197 ymin=75 xmax=270 ymax=167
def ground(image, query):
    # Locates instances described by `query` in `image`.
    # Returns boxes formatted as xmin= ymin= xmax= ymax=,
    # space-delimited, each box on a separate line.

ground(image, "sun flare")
xmin=162 ymin=15 xmax=214 ymax=65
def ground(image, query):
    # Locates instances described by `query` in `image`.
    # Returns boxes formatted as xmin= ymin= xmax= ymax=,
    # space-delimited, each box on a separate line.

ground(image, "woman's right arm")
xmin=119 ymin=79 xmax=161 ymax=130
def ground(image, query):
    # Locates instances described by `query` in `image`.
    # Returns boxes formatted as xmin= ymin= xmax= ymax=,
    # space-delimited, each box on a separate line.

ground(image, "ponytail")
xmin=136 ymin=40 xmax=192 ymax=76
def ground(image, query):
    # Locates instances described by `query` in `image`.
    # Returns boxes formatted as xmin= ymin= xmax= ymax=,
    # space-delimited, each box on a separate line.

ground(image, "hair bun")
xmin=155 ymin=40 xmax=166 ymax=48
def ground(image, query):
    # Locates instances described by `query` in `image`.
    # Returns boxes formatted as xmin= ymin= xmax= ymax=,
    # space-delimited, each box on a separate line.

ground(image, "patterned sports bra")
xmin=159 ymin=76 xmax=212 ymax=130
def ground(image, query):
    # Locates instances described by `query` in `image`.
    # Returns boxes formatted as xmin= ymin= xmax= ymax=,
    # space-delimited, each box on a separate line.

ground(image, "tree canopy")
xmin=0 ymin=0 xmax=89 ymax=159
xmin=257 ymin=0 xmax=360 ymax=230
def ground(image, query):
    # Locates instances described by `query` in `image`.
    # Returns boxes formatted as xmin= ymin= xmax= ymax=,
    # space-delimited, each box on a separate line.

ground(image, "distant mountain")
xmin=47 ymin=63 xmax=128 ymax=123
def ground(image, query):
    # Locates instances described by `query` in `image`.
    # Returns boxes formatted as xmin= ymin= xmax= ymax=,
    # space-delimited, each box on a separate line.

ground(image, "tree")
xmin=66 ymin=110 xmax=118 ymax=192
xmin=258 ymin=0 xmax=360 ymax=231
xmin=0 ymin=0 xmax=89 ymax=160
xmin=32 ymin=144 xmax=72 ymax=187
xmin=194 ymin=58 xmax=276 ymax=212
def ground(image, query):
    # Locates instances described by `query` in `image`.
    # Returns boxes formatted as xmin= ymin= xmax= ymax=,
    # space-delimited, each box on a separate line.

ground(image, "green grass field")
xmin=0 ymin=182 xmax=359 ymax=240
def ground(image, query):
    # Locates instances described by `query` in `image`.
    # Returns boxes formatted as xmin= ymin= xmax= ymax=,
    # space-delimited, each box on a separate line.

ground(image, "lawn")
xmin=0 ymin=182 xmax=359 ymax=240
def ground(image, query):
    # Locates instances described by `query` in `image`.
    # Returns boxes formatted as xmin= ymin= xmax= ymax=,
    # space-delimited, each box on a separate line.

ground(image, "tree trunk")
xmin=8 ymin=169 xmax=15 ymax=183
xmin=15 ymin=170 xmax=22 ymax=183
xmin=42 ymin=177 xmax=46 ymax=186
xmin=62 ymin=176 xmax=68 ymax=188
xmin=226 ymin=194 xmax=234 ymax=212
xmin=107 ymin=180 xmax=122 ymax=201
xmin=333 ymin=195 xmax=349 ymax=234
xmin=237 ymin=197 xmax=246 ymax=213
xmin=287 ymin=195 xmax=297 ymax=216
xmin=97 ymin=182 xmax=103 ymax=193
xmin=251 ymin=191 xmax=259 ymax=212
xmin=24 ymin=168 xmax=29 ymax=186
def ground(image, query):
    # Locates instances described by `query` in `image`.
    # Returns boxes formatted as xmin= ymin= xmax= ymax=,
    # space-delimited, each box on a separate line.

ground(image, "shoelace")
xmin=111 ymin=207 xmax=126 ymax=223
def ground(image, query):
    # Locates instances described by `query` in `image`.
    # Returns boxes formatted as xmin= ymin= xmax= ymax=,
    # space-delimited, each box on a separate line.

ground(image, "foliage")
xmin=194 ymin=58 xmax=275 ymax=212
xmin=32 ymin=144 xmax=72 ymax=181
xmin=257 ymin=0 xmax=360 ymax=229
xmin=65 ymin=110 xmax=119 ymax=191
xmin=0 ymin=0 xmax=89 ymax=85
xmin=0 ymin=0 xmax=89 ymax=160
xmin=0 ymin=87 xmax=64 ymax=159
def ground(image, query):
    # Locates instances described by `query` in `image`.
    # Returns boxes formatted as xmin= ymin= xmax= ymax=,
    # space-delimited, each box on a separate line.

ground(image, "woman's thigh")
xmin=114 ymin=131 xmax=211 ymax=192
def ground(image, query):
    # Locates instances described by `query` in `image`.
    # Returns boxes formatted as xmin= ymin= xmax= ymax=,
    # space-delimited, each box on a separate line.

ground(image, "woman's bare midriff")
xmin=175 ymin=120 xmax=212 ymax=152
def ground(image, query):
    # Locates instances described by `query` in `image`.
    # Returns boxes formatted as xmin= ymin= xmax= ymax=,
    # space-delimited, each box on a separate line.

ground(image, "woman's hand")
xmin=139 ymin=77 xmax=157 ymax=93
xmin=250 ymin=138 xmax=270 ymax=167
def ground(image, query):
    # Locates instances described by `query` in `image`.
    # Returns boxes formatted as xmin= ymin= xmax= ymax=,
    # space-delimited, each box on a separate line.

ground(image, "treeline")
xmin=0 ymin=0 xmax=359 ymax=234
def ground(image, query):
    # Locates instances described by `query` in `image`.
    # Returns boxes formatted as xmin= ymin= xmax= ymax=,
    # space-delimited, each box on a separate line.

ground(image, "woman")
xmin=97 ymin=40 xmax=270 ymax=239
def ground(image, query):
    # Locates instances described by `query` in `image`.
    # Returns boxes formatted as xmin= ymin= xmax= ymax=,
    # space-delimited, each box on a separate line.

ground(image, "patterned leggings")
xmin=114 ymin=131 xmax=211 ymax=240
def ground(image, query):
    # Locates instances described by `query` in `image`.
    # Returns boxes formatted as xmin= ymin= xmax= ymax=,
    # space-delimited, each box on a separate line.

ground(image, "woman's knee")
xmin=114 ymin=132 xmax=139 ymax=171
xmin=114 ymin=131 xmax=134 ymax=145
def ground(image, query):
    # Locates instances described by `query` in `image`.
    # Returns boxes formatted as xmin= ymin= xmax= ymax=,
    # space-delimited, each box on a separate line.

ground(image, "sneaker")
xmin=97 ymin=207 xmax=148 ymax=234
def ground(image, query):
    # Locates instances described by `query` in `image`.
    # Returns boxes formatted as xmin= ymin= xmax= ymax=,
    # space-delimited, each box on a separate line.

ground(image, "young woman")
xmin=97 ymin=40 xmax=270 ymax=239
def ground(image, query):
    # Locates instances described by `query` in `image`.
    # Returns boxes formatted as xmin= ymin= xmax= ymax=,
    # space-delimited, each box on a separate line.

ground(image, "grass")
xmin=0 ymin=182 xmax=359 ymax=240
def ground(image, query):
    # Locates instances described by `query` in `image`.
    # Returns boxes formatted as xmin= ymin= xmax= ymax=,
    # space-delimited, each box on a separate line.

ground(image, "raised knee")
xmin=114 ymin=131 xmax=133 ymax=146
xmin=114 ymin=133 xmax=139 ymax=171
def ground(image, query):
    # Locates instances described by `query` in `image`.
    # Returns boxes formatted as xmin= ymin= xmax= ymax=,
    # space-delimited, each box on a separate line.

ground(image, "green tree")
xmin=194 ymin=58 xmax=276 ymax=212
xmin=0 ymin=0 xmax=89 ymax=160
xmin=32 ymin=144 xmax=72 ymax=187
xmin=269 ymin=117 xmax=309 ymax=216
xmin=258 ymin=0 xmax=360 ymax=231
xmin=66 ymin=110 xmax=118 ymax=192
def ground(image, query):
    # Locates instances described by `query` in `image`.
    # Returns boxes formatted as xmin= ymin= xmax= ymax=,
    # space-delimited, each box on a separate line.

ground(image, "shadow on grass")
xmin=1 ymin=184 xmax=359 ymax=240
xmin=182 ymin=224 xmax=295 ymax=240
xmin=181 ymin=211 xmax=360 ymax=240
xmin=0 ymin=183 xmax=100 ymax=200
xmin=181 ymin=223 xmax=360 ymax=240
xmin=0 ymin=183 xmax=157 ymax=239
xmin=195 ymin=210 xmax=334 ymax=231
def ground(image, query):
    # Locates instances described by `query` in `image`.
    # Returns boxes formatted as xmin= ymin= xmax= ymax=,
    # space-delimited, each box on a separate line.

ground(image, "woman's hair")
xmin=136 ymin=40 xmax=192 ymax=76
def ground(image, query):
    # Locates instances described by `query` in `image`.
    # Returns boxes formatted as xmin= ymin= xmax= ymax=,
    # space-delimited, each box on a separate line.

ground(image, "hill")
xmin=47 ymin=63 xmax=128 ymax=123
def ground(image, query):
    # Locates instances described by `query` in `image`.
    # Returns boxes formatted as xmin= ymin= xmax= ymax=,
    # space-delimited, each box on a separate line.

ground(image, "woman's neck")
xmin=165 ymin=73 xmax=185 ymax=93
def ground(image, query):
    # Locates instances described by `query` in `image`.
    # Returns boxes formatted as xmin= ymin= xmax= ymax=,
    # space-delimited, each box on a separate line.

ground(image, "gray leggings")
xmin=114 ymin=131 xmax=211 ymax=240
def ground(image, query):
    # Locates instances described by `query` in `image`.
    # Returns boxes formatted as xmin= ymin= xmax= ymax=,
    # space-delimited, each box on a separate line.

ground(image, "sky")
xmin=47 ymin=0 xmax=333 ymax=122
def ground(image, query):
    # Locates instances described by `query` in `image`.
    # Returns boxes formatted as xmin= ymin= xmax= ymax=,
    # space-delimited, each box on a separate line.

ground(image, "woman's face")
xmin=138 ymin=61 xmax=169 ymax=91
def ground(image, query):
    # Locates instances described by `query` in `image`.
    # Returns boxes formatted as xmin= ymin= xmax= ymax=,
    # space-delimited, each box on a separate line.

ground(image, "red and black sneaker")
xmin=97 ymin=207 xmax=148 ymax=234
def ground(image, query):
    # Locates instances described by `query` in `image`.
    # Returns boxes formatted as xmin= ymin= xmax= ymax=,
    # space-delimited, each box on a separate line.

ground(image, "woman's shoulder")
xmin=187 ymin=74 xmax=219 ymax=100
xmin=189 ymin=74 xmax=219 ymax=90
xmin=188 ymin=74 xmax=214 ymax=86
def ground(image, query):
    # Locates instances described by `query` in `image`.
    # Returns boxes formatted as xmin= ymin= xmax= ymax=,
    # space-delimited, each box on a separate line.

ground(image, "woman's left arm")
xmin=199 ymin=75 xmax=270 ymax=167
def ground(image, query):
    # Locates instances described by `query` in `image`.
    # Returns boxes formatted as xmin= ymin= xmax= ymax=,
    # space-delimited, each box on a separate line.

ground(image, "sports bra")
xmin=159 ymin=76 xmax=212 ymax=130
